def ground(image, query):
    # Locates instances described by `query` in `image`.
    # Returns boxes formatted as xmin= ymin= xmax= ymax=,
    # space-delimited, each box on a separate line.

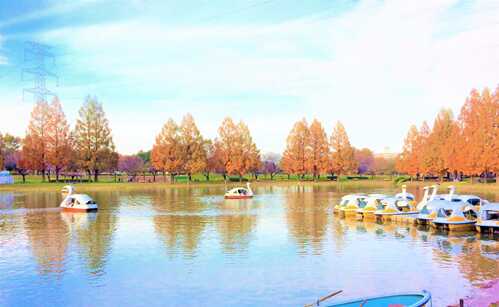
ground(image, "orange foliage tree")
xmin=214 ymin=118 xmax=260 ymax=181
xmin=424 ymin=109 xmax=458 ymax=180
xmin=397 ymin=85 xmax=498 ymax=182
xmin=459 ymin=87 xmax=499 ymax=182
xmin=307 ymin=119 xmax=329 ymax=179
xmin=329 ymin=121 xmax=357 ymax=176
xmin=281 ymin=119 xmax=310 ymax=179
xmin=22 ymin=100 xmax=51 ymax=181
xmin=179 ymin=114 xmax=207 ymax=181
xmin=152 ymin=118 xmax=183 ymax=183
xmin=46 ymin=97 xmax=72 ymax=181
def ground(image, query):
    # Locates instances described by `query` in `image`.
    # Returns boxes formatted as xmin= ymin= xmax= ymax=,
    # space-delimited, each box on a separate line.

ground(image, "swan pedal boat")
xmin=374 ymin=198 xmax=418 ymax=222
xmin=60 ymin=185 xmax=98 ymax=212
xmin=224 ymin=182 xmax=254 ymax=199
xmin=355 ymin=194 xmax=388 ymax=220
xmin=431 ymin=202 xmax=479 ymax=231
xmin=415 ymin=186 xmax=486 ymax=227
xmin=335 ymin=194 xmax=367 ymax=218
xmin=475 ymin=202 xmax=499 ymax=233
xmin=324 ymin=290 xmax=431 ymax=307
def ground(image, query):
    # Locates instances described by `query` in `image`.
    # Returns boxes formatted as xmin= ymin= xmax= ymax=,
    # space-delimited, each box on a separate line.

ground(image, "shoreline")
xmin=0 ymin=178 xmax=498 ymax=193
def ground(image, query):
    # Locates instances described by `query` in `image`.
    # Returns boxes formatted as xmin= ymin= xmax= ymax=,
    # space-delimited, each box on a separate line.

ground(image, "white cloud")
xmin=33 ymin=0 xmax=499 ymax=154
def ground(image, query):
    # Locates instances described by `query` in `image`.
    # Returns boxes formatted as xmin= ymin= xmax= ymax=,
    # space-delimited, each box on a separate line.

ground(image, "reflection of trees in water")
xmin=24 ymin=211 xmax=69 ymax=275
xmin=151 ymin=189 xmax=208 ymax=258
xmin=458 ymin=239 xmax=499 ymax=284
xmin=0 ymin=192 xmax=14 ymax=209
xmin=215 ymin=202 xmax=257 ymax=254
xmin=0 ymin=193 xmax=20 ymax=241
xmin=75 ymin=191 xmax=119 ymax=273
xmin=285 ymin=185 xmax=329 ymax=254
xmin=429 ymin=233 xmax=499 ymax=284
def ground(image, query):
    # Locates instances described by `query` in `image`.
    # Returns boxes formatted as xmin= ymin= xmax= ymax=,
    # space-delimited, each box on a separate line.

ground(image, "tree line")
xmin=1 ymin=86 xmax=496 ymax=183
xmin=396 ymin=86 xmax=499 ymax=182
xmin=1 ymin=96 xmax=116 ymax=182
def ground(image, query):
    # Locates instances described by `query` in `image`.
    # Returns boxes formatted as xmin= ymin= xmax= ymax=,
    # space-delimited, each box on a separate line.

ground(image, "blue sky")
xmin=0 ymin=0 xmax=498 ymax=154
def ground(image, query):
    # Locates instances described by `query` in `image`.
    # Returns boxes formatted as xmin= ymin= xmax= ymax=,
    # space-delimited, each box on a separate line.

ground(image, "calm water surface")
xmin=0 ymin=185 xmax=498 ymax=306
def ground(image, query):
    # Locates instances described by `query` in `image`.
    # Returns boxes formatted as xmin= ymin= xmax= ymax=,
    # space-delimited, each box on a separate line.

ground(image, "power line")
xmin=22 ymin=41 xmax=59 ymax=103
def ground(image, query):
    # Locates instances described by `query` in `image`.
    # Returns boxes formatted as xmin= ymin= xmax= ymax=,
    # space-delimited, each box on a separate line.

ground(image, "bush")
xmin=229 ymin=176 xmax=248 ymax=182
xmin=346 ymin=176 xmax=369 ymax=180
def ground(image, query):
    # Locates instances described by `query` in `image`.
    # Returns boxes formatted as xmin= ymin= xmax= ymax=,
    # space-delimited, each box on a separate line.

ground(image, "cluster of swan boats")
xmin=334 ymin=184 xmax=499 ymax=234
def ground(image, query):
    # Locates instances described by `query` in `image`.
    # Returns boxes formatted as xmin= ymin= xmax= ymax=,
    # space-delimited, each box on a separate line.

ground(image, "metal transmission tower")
xmin=22 ymin=41 xmax=58 ymax=102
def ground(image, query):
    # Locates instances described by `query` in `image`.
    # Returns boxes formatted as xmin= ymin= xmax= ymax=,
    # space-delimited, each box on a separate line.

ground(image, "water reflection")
xmin=73 ymin=192 xmax=119 ymax=274
xmin=151 ymin=188 xmax=209 ymax=258
xmin=285 ymin=185 xmax=330 ymax=254
xmin=216 ymin=200 xmax=258 ymax=254
xmin=24 ymin=211 xmax=69 ymax=275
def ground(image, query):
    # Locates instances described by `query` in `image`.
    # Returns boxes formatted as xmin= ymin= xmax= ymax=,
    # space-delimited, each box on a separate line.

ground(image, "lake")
xmin=0 ymin=184 xmax=498 ymax=306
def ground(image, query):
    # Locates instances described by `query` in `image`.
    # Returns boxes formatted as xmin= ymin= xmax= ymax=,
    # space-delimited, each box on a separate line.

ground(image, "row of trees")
xmin=279 ymin=119 xmax=393 ymax=178
xmin=1 ymin=96 xmax=117 ymax=182
xmin=151 ymin=116 xmax=261 ymax=182
xmin=0 ymin=100 xmax=397 ymax=183
xmin=8 ymin=87 xmax=496 ymax=183
xmin=281 ymin=119 xmax=356 ymax=179
xmin=396 ymin=86 xmax=499 ymax=182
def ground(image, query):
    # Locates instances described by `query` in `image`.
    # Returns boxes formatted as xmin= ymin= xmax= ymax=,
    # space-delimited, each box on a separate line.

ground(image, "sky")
xmin=0 ymin=0 xmax=498 ymax=155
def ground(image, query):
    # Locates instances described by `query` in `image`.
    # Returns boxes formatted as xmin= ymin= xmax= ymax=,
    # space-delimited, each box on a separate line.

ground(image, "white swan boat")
xmin=356 ymin=194 xmax=388 ymax=219
xmin=416 ymin=186 xmax=487 ymax=226
xmin=334 ymin=194 xmax=367 ymax=217
xmin=224 ymin=182 xmax=254 ymax=199
xmin=60 ymin=185 xmax=98 ymax=212
xmin=431 ymin=201 xmax=479 ymax=231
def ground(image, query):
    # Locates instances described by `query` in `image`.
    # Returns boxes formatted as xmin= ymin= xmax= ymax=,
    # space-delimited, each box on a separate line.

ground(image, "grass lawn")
xmin=0 ymin=174 xmax=396 ymax=192
xmin=1 ymin=174 xmax=497 ymax=193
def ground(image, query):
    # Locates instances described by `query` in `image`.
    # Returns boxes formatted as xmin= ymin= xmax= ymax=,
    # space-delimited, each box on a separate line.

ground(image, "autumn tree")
xmin=307 ymin=119 xmax=329 ymax=179
xmin=118 ymin=155 xmax=144 ymax=179
xmin=459 ymin=88 xmax=499 ymax=182
xmin=214 ymin=117 xmax=238 ymax=181
xmin=261 ymin=152 xmax=280 ymax=180
xmin=329 ymin=121 xmax=357 ymax=176
xmin=73 ymin=96 xmax=116 ymax=182
xmin=23 ymin=100 xmax=51 ymax=181
xmin=204 ymin=140 xmax=223 ymax=181
xmin=46 ymin=97 xmax=72 ymax=181
xmin=374 ymin=155 xmax=396 ymax=175
xmin=237 ymin=122 xmax=261 ymax=180
xmin=423 ymin=109 xmax=460 ymax=180
xmin=0 ymin=132 xmax=19 ymax=169
xmin=179 ymin=114 xmax=207 ymax=181
xmin=212 ymin=118 xmax=260 ymax=181
xmin=151 ymin=119 xmax=183 ymax=183
xmin=355 ymin=148 xmax=375 ymax=174
xmin=281 ymin=119 xmax=310 ymax=179
xmin=493 ymin=86 xmax=499 ymax=183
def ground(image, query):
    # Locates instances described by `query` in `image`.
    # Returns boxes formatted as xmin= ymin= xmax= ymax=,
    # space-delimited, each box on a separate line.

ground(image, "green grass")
xmin=0 ymin=174 xmax=398 ymax=192
xmin=2 ymin=173 xmax=497 ymax=193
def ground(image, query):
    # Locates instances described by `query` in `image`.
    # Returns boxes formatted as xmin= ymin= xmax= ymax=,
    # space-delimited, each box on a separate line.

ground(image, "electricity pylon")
xmin=22 ymin=41 xmax=58 ymax=102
